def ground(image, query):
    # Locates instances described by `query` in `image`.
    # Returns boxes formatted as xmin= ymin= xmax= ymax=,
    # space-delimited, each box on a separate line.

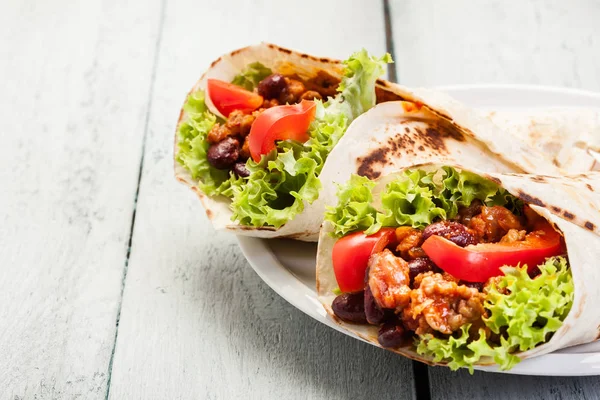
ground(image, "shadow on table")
xmin=192 ymin=241 xmax=416 ymax=400
xmin=427 ymin=367 xmax=600 ymax=400
xmin=183 ymin=235 xmax=600 ymax=400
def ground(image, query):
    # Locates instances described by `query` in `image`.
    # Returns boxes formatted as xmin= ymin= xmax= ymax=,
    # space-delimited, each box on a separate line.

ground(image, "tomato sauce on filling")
xmin=331 ymin=202 xmax=565 ymax=348
xmin=205 ymin=71 xmax=341 ymax=174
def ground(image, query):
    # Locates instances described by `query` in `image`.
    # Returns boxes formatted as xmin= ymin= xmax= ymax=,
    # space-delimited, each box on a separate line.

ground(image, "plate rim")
xmin=435 ymin=83 xmax=600 ymax=99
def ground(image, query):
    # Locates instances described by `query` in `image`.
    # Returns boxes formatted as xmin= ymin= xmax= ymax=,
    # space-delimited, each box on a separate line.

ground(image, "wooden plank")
xmin=106 ymin=0 xmax=416 ymax=398
xmin=388 ymin=0 xmax=600 ymax=398
xmin=0 ymin=0 xmax=162 ymax=398
xmin=427 ymin=370 xmax=600 ymax=400
xmin=389 ymin=0 xmax=600 ymax=90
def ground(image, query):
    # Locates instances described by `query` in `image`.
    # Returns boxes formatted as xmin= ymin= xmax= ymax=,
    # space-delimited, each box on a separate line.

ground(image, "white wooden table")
xmin=2 ymin=1 xmax=600 ymax=399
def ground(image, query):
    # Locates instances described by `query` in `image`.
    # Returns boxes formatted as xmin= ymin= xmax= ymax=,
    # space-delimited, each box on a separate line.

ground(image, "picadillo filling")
xmin=325 ymin=167 xmax=574 ymax=372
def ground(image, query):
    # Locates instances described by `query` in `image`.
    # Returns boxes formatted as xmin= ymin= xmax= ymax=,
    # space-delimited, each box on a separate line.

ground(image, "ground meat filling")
xmin=395 ymin=227 xmax=424 ymax=259
xmin=332 ymin=203 xmax=537 ymax=348
xmin=205 ymin=71 xmax=341 ymax=172
xmin=402 ymin=272 xmax=485 ymax=335
xmin=367 ymin=249 xmax=411 ymax=311
xmin=468 ymin=205 xmax=525 ymax=242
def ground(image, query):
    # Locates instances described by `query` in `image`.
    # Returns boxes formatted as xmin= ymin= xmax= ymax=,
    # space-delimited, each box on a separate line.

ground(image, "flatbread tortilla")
xmin=316 ymin=163 xmax=600 ymax=367
xmin=484 ymin=108 xmax=600 ymax=173
xmin=174 ymin=43 xmax=560 ymax=241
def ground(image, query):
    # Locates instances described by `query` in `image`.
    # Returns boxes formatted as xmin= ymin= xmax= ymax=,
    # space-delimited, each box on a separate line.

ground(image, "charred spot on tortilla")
xmin=486 ymin=176 xmax=502 ymax=185
xmin=285 ymin=231 xmax=313 ymax=240
xmin=585 ymin=221 xmax=595 ymax=231
xmin=530 ymin=175 xmax=546 ymax=183
xmin=385 ymin=136 xmax=399 ymax=153
xmin=416 ymin=123 xmax=466 ymax=153
xmin=357 ymin=148 xmax=387 ymax=179
xmin=205 ymin=209 xmax=214 ymax=220
xmin=233 ymin=224 xmax=277 ymax=231
xmin=375 ymin=86 xmax=404 ymax=103
xmin=357 ymin=122 xmax=467 ymax=178
xmin=551 ymin=206 xmax=562 ymax=213
xmin=209 ymin=56 xmax=222 ymax=69
xmin=586 ymin=183 xmax=594 ymax=192
xmin=517 ymin=191 xmax=545 ymax=207
xmin=563 ymin=211 xmax=575 ymax=220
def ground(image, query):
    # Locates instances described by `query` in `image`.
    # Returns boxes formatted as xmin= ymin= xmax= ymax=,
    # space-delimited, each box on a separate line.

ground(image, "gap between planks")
xmin=382 ymin=2 xmax=432 ymax=398
xmin=383 ymin=0 xmax=398 ymax=83
xmin=103 ymin=0 xmax=168 ymax=398
xmin=103 ymin=1 xmax=414 ymax=398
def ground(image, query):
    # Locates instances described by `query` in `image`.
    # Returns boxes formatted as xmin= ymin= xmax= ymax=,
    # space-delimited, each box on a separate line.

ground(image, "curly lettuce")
xmin=325 ymin=175 xmax=379 ymax=237
xmin=176 ymin=91 xmax=237 ymax=196
xmin=325 ymin=166 xmax=519 ymax=237
xmin=231 ymin=62 xmax=272 ymax=91
xmin=485 ymin=256 xmax=574 ymax=351
xmin=228 ymin=51 xmax=391 ymax=228
xmin=176 ymin=51 xmax=390 ymax=228
xmin=416 ymin=257 xmax=573 ymax=373
xmin=416 ymin=324 xmax=518 ymax=373
xmin=175 ymin=62 xmax=272 ymax=196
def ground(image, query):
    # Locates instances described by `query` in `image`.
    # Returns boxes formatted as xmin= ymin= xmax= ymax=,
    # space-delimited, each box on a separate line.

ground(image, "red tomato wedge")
xmin=247 ymin=100 xmax=316 ymax=162
xmin=206 ymin=79 xmax=263 ymax=117
xmin=332 ymin=228 xmax=397 ymax=293
xmin=422 ymin=221 xmax=564 ymax=282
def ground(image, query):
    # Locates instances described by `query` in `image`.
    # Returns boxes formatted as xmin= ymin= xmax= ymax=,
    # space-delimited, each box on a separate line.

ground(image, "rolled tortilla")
xmin=174 ymin=43 xmax=560 ymax=241
xmin=316 ymin=162 xmax=600 ymax=368
xmin=484 ymin=108 xmax=600 ymax=173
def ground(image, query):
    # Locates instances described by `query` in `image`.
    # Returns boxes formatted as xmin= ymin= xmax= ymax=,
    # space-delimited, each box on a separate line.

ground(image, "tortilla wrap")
xmin=316 ymin=162 xmax=600 ymax=368
xmin=174 ymin=43 xmax=560 ymax=241
xmin=484 ymin=108 xmax=600 ymax=173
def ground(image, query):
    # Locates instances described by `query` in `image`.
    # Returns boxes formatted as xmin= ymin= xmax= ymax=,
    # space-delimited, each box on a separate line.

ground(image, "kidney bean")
xmin=257 ymin=73 xmax=288 ymax=100
xmin=422 ymin=221 xmax=477 ymax=247
xmin=332 ymin=292 xmax=367 ymax=324
xmin=377 ymin=322 xmax=405 ymax=348
xmin=207 ymin=137 xmax=240 ymax=169
xmin=456 ymin=200 xmax=483 ymax=224
xmin=364 ymin=286 xmax=385 ymax=325
xmin=408 ymin=257 xmax=435 ymax=283
xmin=232 ymin=162 xmax=250 ymax=177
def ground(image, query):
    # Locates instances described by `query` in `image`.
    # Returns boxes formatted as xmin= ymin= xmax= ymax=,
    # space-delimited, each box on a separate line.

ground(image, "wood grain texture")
xmin=389 ymin=0 xmax=600 ymax=90
xmin=389 ymin=1 xmax=600 ymax=398
xmin=0 ymin=0 xmax=162 ymax=398
xmin=428 ymin=369 xmax=600 ymax=400
xmin=106 ymin=0 xmax=416 ymax=399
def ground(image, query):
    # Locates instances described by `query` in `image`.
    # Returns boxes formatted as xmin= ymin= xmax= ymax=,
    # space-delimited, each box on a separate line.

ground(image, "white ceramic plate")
xmin=238 ymin=85 xmax=600 ymax=376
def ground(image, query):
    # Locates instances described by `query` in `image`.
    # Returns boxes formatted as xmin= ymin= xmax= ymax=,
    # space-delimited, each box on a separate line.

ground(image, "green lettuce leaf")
xmin=485 ymin=256 xmax=574 ymax=351
xmin=325 ymin=175 xmax=380 ymax=237
xmin=326 ymin=166 xmax=519 ymax=237
xmin=176 ymin=52 xmax=390 ymax=228
xmin=228 ymin=51 xmax=391 ymax=228
xmin=176 ymin=91 xmax=237 ymax=196
xmin=377 ymin=167 xmax=520 ymax=229
xmin=231 ymin=62 xmax=272 ymax=91
xmin=416 ymin=256 xmax=573 ymax=373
